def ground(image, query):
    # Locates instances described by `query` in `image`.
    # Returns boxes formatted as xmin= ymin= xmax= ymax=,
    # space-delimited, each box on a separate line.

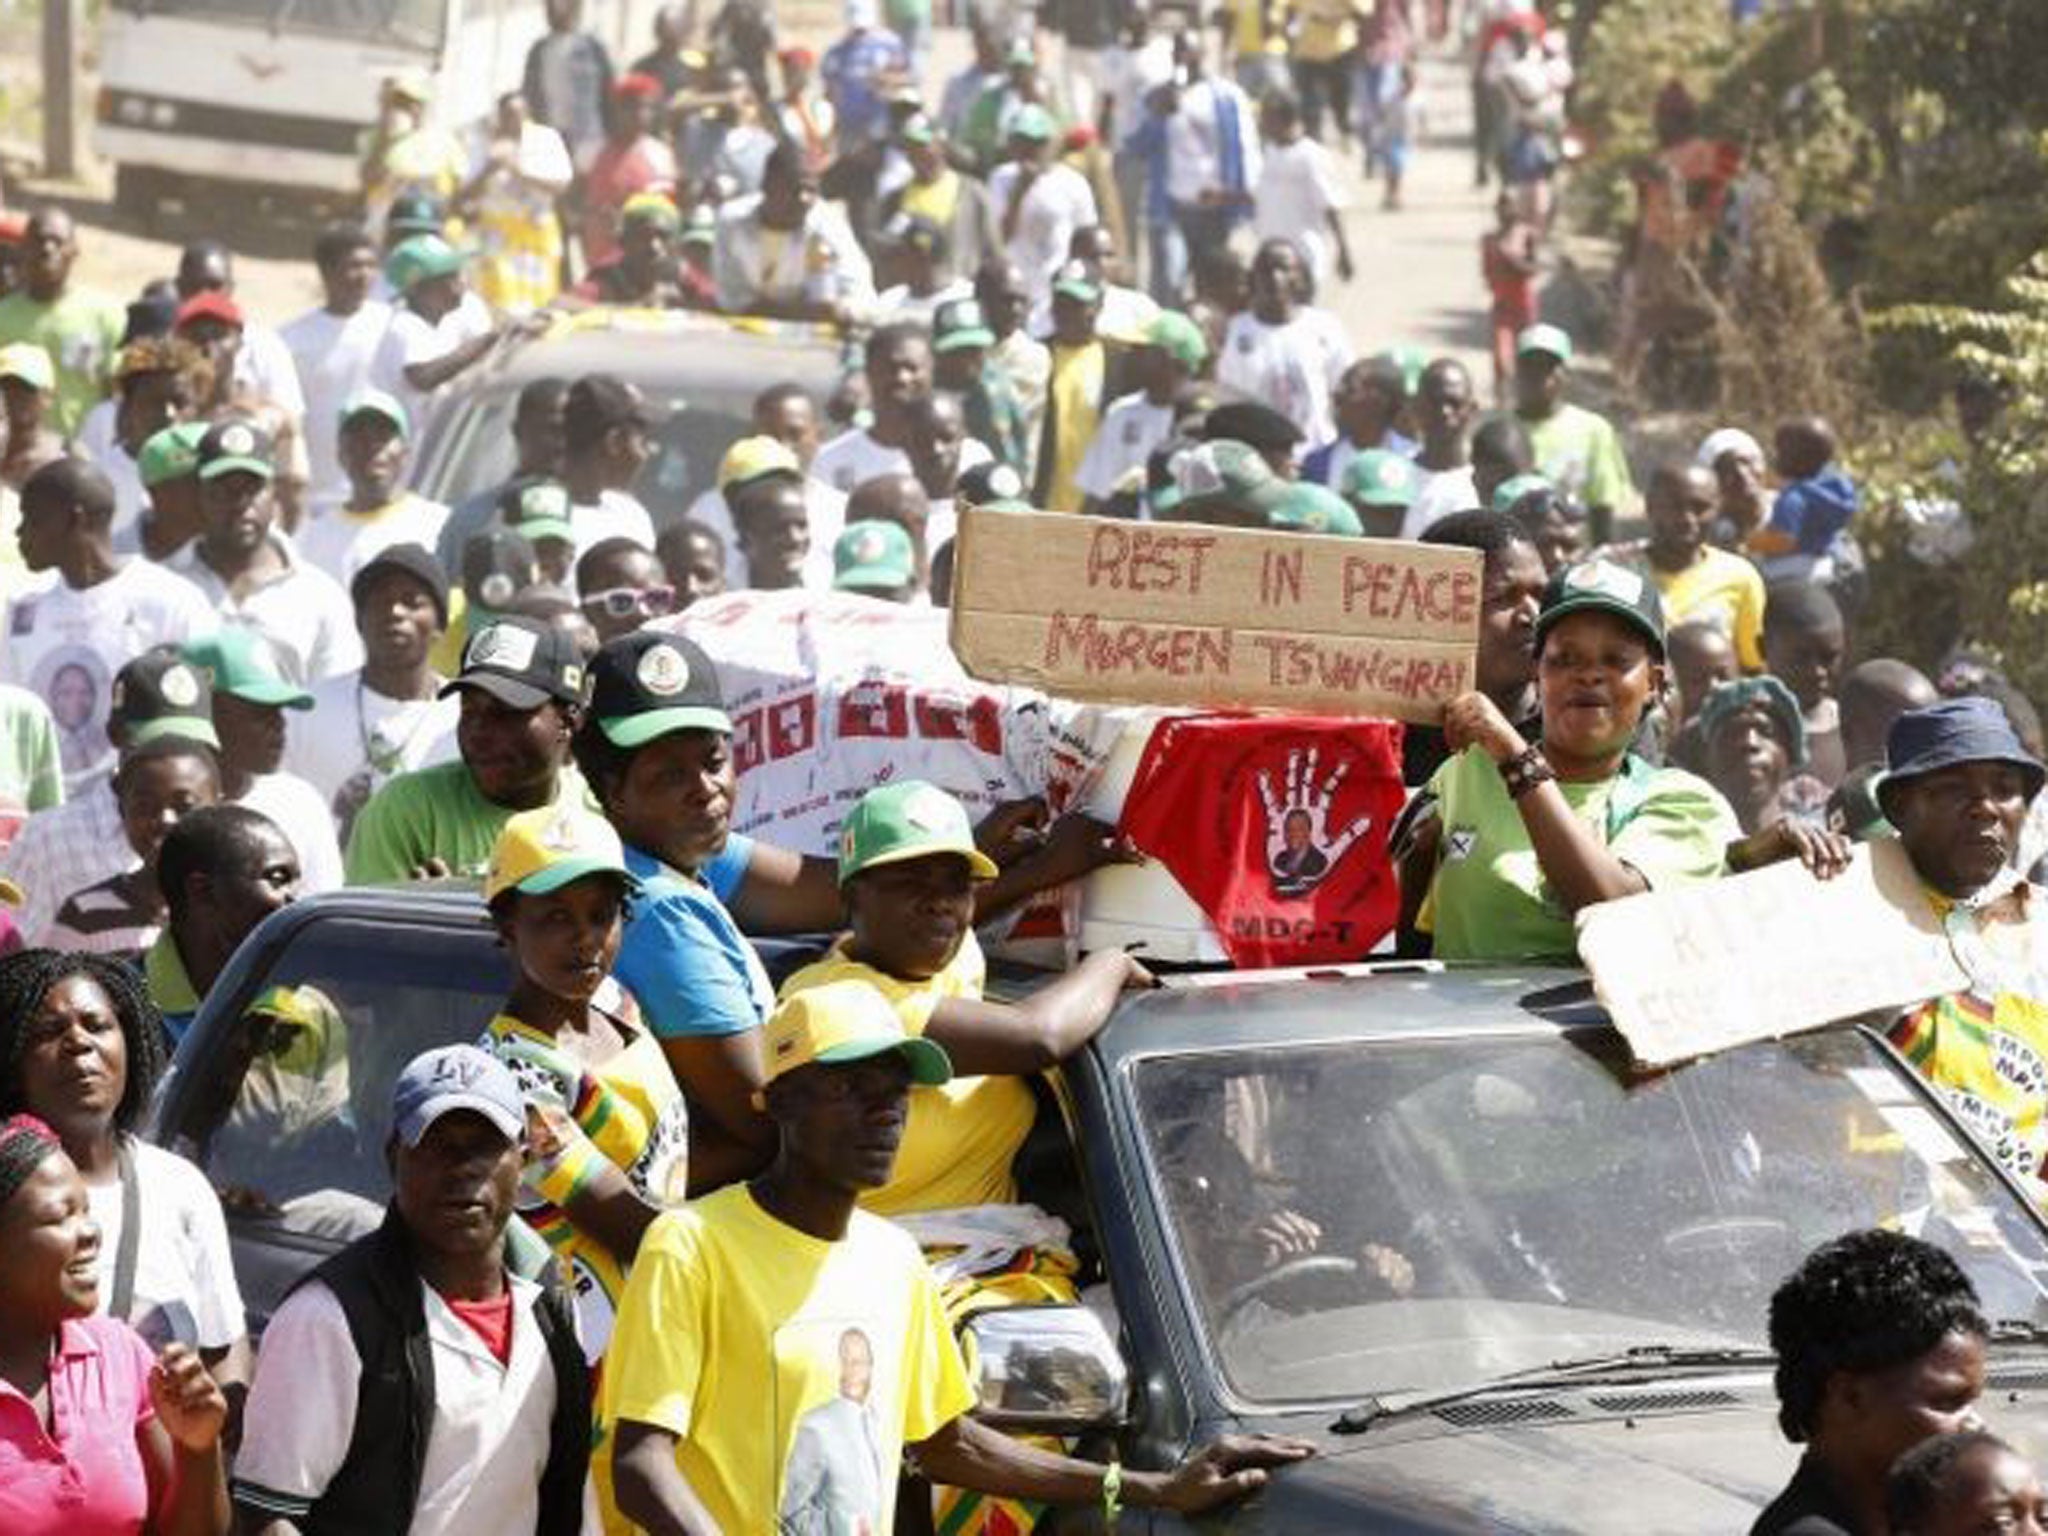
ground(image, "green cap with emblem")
xmin=385 ymin=234 xmax=467 ymax=294
xmin=1269 ymin=481 xmax=1364 ymax=536
xmin=1173 ymin=439 xmax=1291 ymax=520
xmin=138 ymin=421 xmax=211 ymax=488
xmin=587 ymin=631 xmax=732 ymax=747
xmin=832 ymin=520 xmax=917 ymax=593
xmin=1533 ymin=558 xmax=1667 ymax=659
xmin=1146 ymin=310 xmax=1208 ymax=372
xmin=836 ymin=779 xmax=999 ymax=885
xmin=498 ymin=477 xmax=575 ymax=547
xmin=1341 ymin=449 xmax=1419 ymax=510
xmin=181 ymin=627 xmax=314 ymax=710
xmin=111 ymin=647 xmax=220 ymax=751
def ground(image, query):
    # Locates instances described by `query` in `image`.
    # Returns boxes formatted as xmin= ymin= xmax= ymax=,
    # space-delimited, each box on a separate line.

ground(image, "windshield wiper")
xmin=1332 ymin=1344 xmax=1777 ymax=1435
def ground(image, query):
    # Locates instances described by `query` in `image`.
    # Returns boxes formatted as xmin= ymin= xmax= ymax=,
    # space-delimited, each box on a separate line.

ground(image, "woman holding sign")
xmin=1398 ymin=558 xmax=1741 ymax=961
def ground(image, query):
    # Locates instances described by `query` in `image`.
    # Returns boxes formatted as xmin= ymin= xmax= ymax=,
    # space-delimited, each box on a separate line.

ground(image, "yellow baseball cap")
xmin=484 ymin=803 xmax=639 ymax=904
xmin=718 ymin=434 xmax=802 ymax=494
xmin=761 ymin=981 xmax=953 ymax=1087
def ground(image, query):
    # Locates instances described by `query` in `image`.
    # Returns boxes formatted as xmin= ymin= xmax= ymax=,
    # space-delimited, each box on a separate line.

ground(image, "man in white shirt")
xmin=170 ymin=419 xmax=364 ymax=687
xmin=180 ymin=627 xmax=344 ymax=893
xmin=1075 ymin=310 xmax=1207 ymax=513
xmin=1163 ymin=28 xmax=1261 ymax=276
xmin=232 ymin=1043 xmax=590 ymax=1536
xmin=373 ymin=235 xmax=503 ymax=435
xmin=713 ymin=139 xmax=875 ymax=321
xmin=560 ymin=374 xmax=658 ymax=558
xmin=813 ymin=323 xmax=993 ymax=497
xmin=286 ymin=542 xmax=457 ymax=839
xmin=3 ymin=456 xmax=213 ymax=794
xmin=1401 ymin=358 xmax=1484 ymax=538
xmin=986 ymin=105 xmax=1099 ymax=307
xmin=298 ymin=389 xmax=449 ymax=579
xmin=282 ymin=225 xmax=395 ymax=511
xmin=1253 ymin=92 xmax=1353 ymax=290
xmin=1215 ymin=238 xmax=1354 ymax=446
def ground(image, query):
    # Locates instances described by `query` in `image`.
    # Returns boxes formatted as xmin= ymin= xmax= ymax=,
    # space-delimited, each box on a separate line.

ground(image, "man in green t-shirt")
xmin=603 ymin=980 xmax=1313 ymax=1534
xmin=1512 ymin=324 xmax=1636 ymax=546
xmin=0 ymin=684 xmax=63 ymax=850
xmin=0 ymin=209 xmax=126 ymax=436
xmin=344 ymin=612 xmax=587 ymax=884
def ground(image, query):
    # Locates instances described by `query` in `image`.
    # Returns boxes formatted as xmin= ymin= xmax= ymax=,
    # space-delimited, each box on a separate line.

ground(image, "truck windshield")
xmin=1134 ymin=1028 xmax=2048 ymax=1406
xmin=117 ymin=0 xmax=448 ymax=49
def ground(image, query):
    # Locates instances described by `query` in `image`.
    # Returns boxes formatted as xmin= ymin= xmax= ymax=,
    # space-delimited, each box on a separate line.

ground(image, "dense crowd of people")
xmin=0 ymin=1 xmax=2046 ymax=1533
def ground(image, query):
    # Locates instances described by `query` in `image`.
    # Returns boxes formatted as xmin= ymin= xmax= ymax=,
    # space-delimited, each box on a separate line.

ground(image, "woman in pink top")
xmin=0 ymin=1114 xmax=229 ymax=1536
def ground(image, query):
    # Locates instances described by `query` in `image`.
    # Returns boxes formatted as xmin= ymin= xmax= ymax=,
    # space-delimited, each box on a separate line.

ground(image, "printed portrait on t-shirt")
xmin=777 ymin=1322 xmax=889 ymax=1536
xmin=36 ymin=647 xmax=111 ymax=784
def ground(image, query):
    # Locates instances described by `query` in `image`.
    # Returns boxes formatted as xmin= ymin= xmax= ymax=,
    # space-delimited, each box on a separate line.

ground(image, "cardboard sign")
xmin=948 ymin=510 xmax=1481 ymax=725
xmin=1576 ymin=838 xmax=1968 ymax=1068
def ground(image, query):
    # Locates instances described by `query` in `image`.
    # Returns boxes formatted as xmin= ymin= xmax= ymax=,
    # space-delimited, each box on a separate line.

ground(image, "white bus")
xmin=93 ymin=0 xmax=661 ymax=213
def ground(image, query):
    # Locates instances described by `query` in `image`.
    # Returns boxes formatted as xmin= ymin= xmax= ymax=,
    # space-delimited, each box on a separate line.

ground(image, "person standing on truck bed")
xmin=524 ymin=0 xmax=618 ymax=173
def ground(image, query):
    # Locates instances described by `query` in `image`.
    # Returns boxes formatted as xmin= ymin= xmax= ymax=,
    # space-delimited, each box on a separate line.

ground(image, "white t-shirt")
xmin=171 ymin=535 xmax=365 ymax=687
xmin=296 ymin=493 xmax=451 ymax=584
xmin=372 ymin=293 xmax=494 ymax=433
xmin=1073 ymin=392 xmax=1175 ymax=504
xmin=1400 ymin=464 xmax=1481 ymax=539
xmin=1165 ymin=77 xmax=1264 ymax=207
xmin=1102 ymin=37 xmax=1175 ymax=147
xmin=239 ymin=769 xmax=345 ymax=894
xmin=285 ymin=671 xmax=460 ymax=811
xmin=1255 ymin=136 xmax=1345 ymax=286
xmin=570 ymin=488 xmax=656 ymax=562
xmin=89 ymin=1139 xmax=244 ymax=1352
xmin=806 ymin=430 xmax=992 ymax=554
xmin=986 ymin=161 xmax=1100 ymax=303
xmin=233 ymin=1272 xmax=560 ymax=1536
xmin=281 ymin=301 xmax=395 ymax=508
xmin=1215 ymin=306 xmax=1355 ymax=446
xmin=0 ymin=560 xmax=216 ymax=795
xmin=235 ymin=321 xmax=307 ymax=422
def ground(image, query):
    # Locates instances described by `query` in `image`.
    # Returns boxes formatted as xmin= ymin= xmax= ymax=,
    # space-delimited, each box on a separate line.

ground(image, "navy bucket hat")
xmin=1877 ymin=696 xmax=2047 ymax=821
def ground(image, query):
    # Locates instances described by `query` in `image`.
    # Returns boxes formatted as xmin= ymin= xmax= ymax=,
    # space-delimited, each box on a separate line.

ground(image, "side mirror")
xmin=964 ymin=1304 xmax=1129 ymax=1432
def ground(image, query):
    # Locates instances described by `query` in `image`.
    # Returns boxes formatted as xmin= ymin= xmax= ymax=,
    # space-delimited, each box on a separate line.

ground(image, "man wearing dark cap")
xmin=4 ymin=455 xmax=214 ymax=794
xmin=1882 ymin=697 xmax=2048 ymax=1204
xmin=344 ymin=612 xmax=589 ymax=884
xmin=3 ymin=647 xmax=223 ymax=950
xmin=561 ymin=374 xmax=659 ymax=557
xmin=289 ymin=544 xmax=461 ymax=830
xmin=169 ymin=418 xmax=362 ymax=687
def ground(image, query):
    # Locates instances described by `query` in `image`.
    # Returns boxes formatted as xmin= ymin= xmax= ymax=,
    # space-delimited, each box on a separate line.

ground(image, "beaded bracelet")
xmin=1102 ymin=1460 xmax=1123 ymax=1527
xmin=1498 ymin=744 xmax=1556 ymax=800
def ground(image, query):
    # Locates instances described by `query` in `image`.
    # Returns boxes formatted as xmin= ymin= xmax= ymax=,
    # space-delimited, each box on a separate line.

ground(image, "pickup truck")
xmin=153 ymin=888 xmax=2048 ymax=1532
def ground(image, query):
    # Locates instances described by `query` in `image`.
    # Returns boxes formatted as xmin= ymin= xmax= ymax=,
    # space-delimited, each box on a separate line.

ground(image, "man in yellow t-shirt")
xmin=1632 ymin=461 xmax=1767 ymax=670
xmin=1035 ymin=261 xmax=1110 ymax=512
xmin=602 ymin=981 xmax=1312 ymax=1533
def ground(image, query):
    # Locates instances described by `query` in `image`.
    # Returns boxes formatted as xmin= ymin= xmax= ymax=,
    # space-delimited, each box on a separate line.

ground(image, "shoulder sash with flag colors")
xmin=1117 ymin=715 xmax=1406 ymax=968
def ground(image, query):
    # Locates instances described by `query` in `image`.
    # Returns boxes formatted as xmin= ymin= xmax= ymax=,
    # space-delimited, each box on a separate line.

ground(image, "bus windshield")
xmin=117 ymin=0 xmax=448 ymax=49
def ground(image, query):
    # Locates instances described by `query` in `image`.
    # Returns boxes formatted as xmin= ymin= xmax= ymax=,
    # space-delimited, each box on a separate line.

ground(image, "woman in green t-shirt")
xmin=1399 ymin=558 xmax=1741 ymax=961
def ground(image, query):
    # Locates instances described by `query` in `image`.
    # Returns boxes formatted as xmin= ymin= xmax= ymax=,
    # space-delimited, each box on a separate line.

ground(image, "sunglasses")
xmin=582 ymin=584 xmax=677 ymax=620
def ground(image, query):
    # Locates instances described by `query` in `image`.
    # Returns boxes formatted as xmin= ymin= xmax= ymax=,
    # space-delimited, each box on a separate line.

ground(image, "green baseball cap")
xmin=182 ymin=627 xmax=314 ymax=710
xmin=138 ymin=421 xmax=211 ymax=488
xmin=1490 ymin=472 xmax=1554 ymax=515
xmin=933 ymin=297 xmax=996 ymax=353
xmin=837 ymin=780 xmax=999 ymax=885
xmin=833 ymin=520 xmax=917 ymax=593
xmin=681 ymin=204 xmax=717 ymax=247
xmin=499 ymin=478 xmax=575 ymax=547
xmin=1516 ymin=323 xmax=1574 ymax=363
xmin=196 ymin=418 xmax=276 ymax=482
xmin=1008 ymin=103 xmax=1056 ymax=142
xmin=1532 ymin=558 xmax=1667 ymax=659
xmin=1146 ymin=310 xmax=1208 ymax=372
xmin=1341 ymin=449 xmax=1419 ymax=510
xmin=587 ymin=632 xmax=732 ymax=747
xmin=385 ymin=234 xmax=467 ymax=294
xmin=1173 ymin=439 xmax=1290 ymax=519
xmin=339 ymin=386 xmax=410 ymax=439
xmin=1269 ymin=481 xmax=1364 ymax=536
xmin=1051 ymin=259 xmax=1102 ymax=305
